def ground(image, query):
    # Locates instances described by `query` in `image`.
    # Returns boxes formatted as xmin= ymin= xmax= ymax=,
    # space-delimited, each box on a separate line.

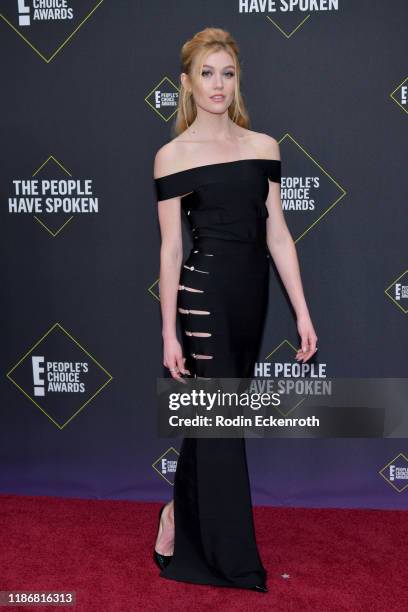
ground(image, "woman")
xmin=153 ymin=27 xmax=318 ymax=592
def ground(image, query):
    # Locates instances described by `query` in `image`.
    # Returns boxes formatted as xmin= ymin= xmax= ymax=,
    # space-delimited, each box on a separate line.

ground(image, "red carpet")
xmin=0 ymin=494 xmax=406 ymax=611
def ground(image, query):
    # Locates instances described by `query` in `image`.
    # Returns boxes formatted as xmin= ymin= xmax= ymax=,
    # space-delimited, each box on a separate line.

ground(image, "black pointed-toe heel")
xmin=153 ymin=504 xmax=173 ymax=570
xmin=250 ymin=583 xmax=268 ymax=593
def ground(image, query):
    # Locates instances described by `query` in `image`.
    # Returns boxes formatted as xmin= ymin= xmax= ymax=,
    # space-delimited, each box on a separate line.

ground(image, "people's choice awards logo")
xmin=6 ymin=323 xmax=113 ymax=429
xmin=152 ymin=447 xmax=179 ymax=485
xmin=379 ymin=453 xmax=408 ymax=493
xmin=279 ymin=133 xmax=346 ymax=242
xmin=145 ymin=77 xmax=180 ymax=122
xmin=384 ymin=270 xmax=408 ymax=314
xmin=7 ymin=155 xmax=100 ymax=237
xmin=16 ymin=0 xmax=74 ymax=26
xmin=0 ymin=0 xmax=104 ymax=62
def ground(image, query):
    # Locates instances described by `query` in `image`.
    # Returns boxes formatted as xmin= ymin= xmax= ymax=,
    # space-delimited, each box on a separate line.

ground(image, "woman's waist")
xmin=191 ymin=235 xmax=269 ymax=255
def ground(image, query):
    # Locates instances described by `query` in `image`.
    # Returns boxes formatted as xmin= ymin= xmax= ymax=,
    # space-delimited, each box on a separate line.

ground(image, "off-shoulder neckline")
xmin=154 ymin=158 xmax=280 ymax=181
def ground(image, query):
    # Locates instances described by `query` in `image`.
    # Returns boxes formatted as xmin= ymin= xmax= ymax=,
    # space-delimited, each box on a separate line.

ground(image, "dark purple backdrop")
xmin=1 ymin=0 xmax=407 ymax=509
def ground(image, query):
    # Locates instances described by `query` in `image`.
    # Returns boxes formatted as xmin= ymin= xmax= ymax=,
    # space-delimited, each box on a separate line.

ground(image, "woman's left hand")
xmin=295 ymin=314 xmax=318 ymax=363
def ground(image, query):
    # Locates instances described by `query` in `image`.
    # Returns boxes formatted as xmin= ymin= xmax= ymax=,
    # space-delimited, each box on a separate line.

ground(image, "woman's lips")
xmin=210 ymin=95 xmax=225 ymax=102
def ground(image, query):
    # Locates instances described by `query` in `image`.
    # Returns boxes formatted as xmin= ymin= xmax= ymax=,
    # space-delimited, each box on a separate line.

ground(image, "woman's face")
xmin=183 ymin=49 xmax=236 ymax=115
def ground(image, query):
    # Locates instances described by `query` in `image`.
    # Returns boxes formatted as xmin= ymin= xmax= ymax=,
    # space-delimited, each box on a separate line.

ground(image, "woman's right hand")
xmin=163 ymin=336 xmax=191 ymax=383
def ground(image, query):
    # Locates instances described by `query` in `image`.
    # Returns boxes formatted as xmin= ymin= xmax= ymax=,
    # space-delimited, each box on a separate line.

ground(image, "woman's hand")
xmin=295 ymin=314 xmax=318 ymax=363
xmin=163 ymin=335 xmax=191 ymax=383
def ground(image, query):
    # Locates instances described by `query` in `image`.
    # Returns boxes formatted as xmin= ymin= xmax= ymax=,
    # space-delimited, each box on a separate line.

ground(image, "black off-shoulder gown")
xmin=154 ymin=158 xmax=281 ymax=590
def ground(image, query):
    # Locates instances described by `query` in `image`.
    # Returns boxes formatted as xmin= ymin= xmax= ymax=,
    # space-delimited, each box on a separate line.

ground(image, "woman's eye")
xmin=201 ymin=70 xmax=235 ymax=78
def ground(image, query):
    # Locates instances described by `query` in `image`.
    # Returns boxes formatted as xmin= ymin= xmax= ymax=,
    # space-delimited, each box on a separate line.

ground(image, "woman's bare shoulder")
xmin=251 ymin=130 xmax=280 ymax=160
xmin=236 ymin=127 xmax=280 ymax=160
xmin=153 ymin=137 xmax=190 ymax=179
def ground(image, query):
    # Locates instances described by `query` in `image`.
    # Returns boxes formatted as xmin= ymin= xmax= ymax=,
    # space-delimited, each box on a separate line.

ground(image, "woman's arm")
xmin=154 ymin=147 xmax=190 ymax=381
xmin=262 ymin=137 xmax=318 ymax=363
xmin=158 ymin=204 xmax=183 ymax=341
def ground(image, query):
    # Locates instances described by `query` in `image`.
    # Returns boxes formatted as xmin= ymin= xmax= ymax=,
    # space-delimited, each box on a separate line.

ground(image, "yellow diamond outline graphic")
xmin=266 ymin=13 xmax=311 ymax=38
xmin=148 ymin=278 xmax=160 ymax=301
xmin=384 ymin=269 xmax=408 ymax=314
xmin=152 ymin=446 xmax=180 ymax=486
xmin=27 ymin=154 xmax=77 ymax=237
xmin=0 ymin=0 xmax=104 ymax=63
xmin=6 ymin=322 xmax=113 ymax=429
xmin=378 ymin=452 xmax=408 ymax=493
xmin=389 ymin=76 xmax=408 ymax=115
xmin=279 ymin=132 xmax=347 ymax=243
xmin=145 ymin=76 xmax=180 ymax=122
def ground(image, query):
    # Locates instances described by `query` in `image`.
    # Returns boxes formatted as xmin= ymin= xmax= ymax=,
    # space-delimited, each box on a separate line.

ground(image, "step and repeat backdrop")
xmin=1 ymin=1 xmax=407 ymax=509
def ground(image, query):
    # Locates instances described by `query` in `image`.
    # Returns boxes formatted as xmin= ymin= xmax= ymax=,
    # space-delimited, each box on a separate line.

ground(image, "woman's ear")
xmin=180 ymin=72 xmax=191 ymax=92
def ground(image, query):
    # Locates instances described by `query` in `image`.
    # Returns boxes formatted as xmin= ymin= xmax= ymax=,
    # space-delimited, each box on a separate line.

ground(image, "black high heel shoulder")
xmin=153 ymin=504 xmax=173 ymax=570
